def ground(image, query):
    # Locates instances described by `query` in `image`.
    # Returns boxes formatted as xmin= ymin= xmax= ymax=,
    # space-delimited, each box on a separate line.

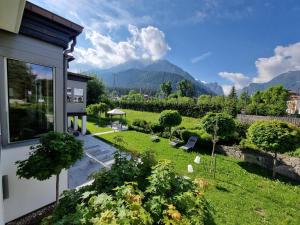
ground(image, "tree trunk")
xmin=210 ymin=141 xmax=216 ymax=173
xmin=213 ymin=154 xmax=217 ymax=179
xmin=272 ymin=151 xmax=277 ymax=178
xmin=56 ymin=173 xmax=59 ymax=204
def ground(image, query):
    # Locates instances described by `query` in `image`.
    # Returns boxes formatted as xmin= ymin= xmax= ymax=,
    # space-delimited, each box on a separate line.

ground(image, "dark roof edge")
xmin=68 ymin=72 xmax=93 ymax=81
xmin=25 ymin=1 xmax=83 ymax=34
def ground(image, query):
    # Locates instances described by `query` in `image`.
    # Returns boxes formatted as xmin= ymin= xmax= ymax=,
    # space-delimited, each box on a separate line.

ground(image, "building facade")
xmin=67 ymin=72 xmax=91 ymax=135
xmin=0 ymin=1 xmax=83 ymax=223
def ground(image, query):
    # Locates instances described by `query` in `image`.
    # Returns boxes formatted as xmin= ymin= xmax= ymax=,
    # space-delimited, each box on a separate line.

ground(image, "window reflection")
xmin=7 ymin=59 xmax=54 ymax=142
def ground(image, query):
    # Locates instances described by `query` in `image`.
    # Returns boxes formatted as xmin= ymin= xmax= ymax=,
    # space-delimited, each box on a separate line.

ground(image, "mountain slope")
xmin=203 ymin=82 xmax=224 ymax=95
xmin=94 ymin=60 xmax=220 ymax=95
xmin=241 ymin=71 xmax=300 ymax=95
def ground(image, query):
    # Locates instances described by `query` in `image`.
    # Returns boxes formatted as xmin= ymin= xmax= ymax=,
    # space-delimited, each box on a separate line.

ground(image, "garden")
xmin=18 ymin=105 xmax=300 ymax=224
xmin=44 ymin=104 xmax=300 ymax=224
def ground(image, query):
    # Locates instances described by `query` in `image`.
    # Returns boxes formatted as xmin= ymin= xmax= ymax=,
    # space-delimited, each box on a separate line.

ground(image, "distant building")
xmin=286 ymin=90 xmax=300 ymax=114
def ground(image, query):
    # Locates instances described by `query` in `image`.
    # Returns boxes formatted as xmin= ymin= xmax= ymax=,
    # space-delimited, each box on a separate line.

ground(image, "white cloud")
xmin=253 ymin=42 xmax=300 ymax=83
xmin=222 ymin=85 xmax=233 ymax=96
xmin=218 ymin=72 xmax=251 ymax=90
xmin=191 ymin=52 xmax=212 ymax=63
xmin=74 ymin=25 xmax=170 ymax=69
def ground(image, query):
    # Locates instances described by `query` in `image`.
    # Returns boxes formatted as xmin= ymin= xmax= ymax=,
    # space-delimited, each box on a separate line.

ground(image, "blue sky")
xmin=30 ymin=0 xmax=300 ymax=94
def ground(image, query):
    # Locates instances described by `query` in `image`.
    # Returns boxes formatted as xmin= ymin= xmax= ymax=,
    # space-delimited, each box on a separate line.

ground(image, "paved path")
xmin=68 ymin=134 xmax=118 ymax=188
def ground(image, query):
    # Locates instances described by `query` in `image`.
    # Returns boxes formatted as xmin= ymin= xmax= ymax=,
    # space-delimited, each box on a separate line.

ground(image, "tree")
xmin=246 ymin=86 xmax=289 ymax=116
xmin=201 ymin=112 xmax=236 ymax=177
xmin=87 ymin=75 xmax=106 ymax=105
xmin=247 ymin=120 xmax=300 ymax=178
xmin=160 ymin=81 xmax=172 ymax=97
xmin=16 ymin=131 xmax=83 ymax=203
xmin=97 ymin=102 xmax=109 ymax=119
xmin=177 ymin=80 xmax=195 ymax=97
xmin=228 ymin=86 xmax=238 ymax=100
xmin=239 ymin=90 xmax=250 ymax=110
xmin=159 ymin=110 xmax=182 ymax=139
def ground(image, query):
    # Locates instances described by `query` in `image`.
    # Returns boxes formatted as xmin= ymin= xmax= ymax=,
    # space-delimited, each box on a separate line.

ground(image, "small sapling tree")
xmin=159 ymin=110 xmax=182 ymax=139
xmin=247 ymin=120 xmax=300 ymax=178
xmin=16 ymin=131 xmax=83 ymax=204
xmin=201 ymin=112 xmax=235 ymax=177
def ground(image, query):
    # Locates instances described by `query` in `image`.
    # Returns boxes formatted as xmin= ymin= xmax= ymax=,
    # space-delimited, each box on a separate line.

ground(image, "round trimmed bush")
xmin=159 ymin=110 xmax=182 ymax=132
xmin=247 ymin=120 xmax=300 ymax=153
xmin=201 ymin=112 xmax=236 ymax=140
xmin=247 ymin=120 xmax=300 ymax=177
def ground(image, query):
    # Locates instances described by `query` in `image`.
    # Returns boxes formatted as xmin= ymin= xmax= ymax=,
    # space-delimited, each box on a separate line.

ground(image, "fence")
xmin=237 ymin=114 xmax=300 ymax=127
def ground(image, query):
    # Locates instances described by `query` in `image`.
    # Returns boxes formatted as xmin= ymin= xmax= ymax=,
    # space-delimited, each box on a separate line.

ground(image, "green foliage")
xmin=177 ymin=79 xmax=195 ymax=97
xmin=160 ymin=81 xmax=172 ymax=97
xmin=119 ymin=99 xmax=223 ymax=118
xmin=246 ymin=85 xmax=289 ymax=116
xmin=159 ymin=110 xmax=182 ymax=132
xmin=228 ymin=86 xmax=238 ymax=100
xmin=44 ymin=158 xmax=212 ymax=225
xmin=121 ymin=90 xmax=145 ymax=102
xmin=201 ymin=112 xmax=236 ymax=140
xmin=246 ymin=120 xmax=300 ymax=154
xmin=16 ymin=131 xmax=83 ymax=180
xmin=234 ymin=120 xmax=250 ymax=141
xmin=91 ymin=151 xmax=157 ymax=194
xmin=87 ymin=76 xmax=106 ymax=105
xmin=87 ymin=103 xmax=108 ymax=117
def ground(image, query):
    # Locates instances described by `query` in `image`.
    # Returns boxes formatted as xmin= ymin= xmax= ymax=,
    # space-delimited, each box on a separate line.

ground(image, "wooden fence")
xmin=237 ymin=114 xmax=300 ymax=127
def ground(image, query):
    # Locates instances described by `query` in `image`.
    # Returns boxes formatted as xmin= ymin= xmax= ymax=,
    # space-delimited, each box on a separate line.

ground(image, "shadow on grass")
xmin=215 ymin=185 xmax=230 ymax=193
xmin=238 ymin=161 xmax=299 ymax=186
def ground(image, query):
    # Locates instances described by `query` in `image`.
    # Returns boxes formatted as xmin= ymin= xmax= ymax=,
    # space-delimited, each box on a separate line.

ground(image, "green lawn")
xmin=99 ymin=131 xmax=300 ymax=225
xmin=78 ymin=116 xmax=113 ymax=134
xmin=123 ymin=109 xmax=200 ymax=129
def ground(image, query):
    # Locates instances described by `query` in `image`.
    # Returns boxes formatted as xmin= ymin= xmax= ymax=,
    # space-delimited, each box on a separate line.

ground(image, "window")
xmin=7 ymin=59 xmax=54 ymax=142
xmin=73 ymin=88 xmax=84 ymax=103
xmin=67 ymin=87 xmax=72 ymax=103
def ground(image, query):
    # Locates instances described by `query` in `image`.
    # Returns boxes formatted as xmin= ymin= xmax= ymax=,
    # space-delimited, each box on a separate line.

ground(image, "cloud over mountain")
xmin=74 ymin=25 xmax=170 ymax=69
xmin=254 ymin=42 xmax=300 ymax=83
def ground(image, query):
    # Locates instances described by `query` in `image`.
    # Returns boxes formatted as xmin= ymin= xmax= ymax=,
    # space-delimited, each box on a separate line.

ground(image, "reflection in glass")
xmin=7 ymin=59 xmax=54 ymax=142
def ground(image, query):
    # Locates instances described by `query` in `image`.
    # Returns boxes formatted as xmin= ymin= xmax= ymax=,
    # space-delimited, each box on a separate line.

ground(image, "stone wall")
xmin=216 ymin=145 xmax=300 ymax=182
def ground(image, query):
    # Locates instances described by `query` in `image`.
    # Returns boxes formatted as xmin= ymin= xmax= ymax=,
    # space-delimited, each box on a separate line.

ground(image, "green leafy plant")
xmin=247 ymin=120 xmax=300 ymax=178
xmin=44 ymin=156 xmax=212 ymax=225
xmin=159 ymin=110 xmax=182 ymax=139
xmin=16 ymin=131 xmax=83 ymax=203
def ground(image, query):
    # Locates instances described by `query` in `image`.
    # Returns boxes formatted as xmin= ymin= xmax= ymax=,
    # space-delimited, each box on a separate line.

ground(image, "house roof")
xmin=68 ymin=72 xmax=93 ymax=82
xmin=24 ymin=2 xmax=83 ymax=33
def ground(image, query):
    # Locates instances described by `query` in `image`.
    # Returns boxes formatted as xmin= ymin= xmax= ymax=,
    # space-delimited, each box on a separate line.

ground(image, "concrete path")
xmin=68 ymin=134 xmax=118 ymax=188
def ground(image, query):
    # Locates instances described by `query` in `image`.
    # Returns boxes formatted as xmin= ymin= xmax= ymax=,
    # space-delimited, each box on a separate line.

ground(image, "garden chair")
xmin=169 ymin=138 xmax=181 ymax=147
xmin=180 ymin=136 xmax=197 ymax=151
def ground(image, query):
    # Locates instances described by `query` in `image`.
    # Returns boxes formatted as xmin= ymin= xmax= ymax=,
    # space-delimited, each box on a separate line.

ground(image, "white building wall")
xmin=1 ymin=145 xmax=68 ymax=222
xmin=0 ymin=31 xmax=68 ymax=223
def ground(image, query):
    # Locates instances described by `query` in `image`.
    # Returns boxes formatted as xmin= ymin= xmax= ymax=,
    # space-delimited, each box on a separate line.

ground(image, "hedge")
xmin=118 ymin=100 xmax=222 ymax=118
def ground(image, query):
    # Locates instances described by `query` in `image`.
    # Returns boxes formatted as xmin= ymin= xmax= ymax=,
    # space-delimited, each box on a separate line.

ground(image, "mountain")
xmin=241 ymin=71 xmax=300 ymax=95
xmin=94 ymin=60 xmax=221 ymax=95
xmin=204 ymin=82 xmax=224 ymax=95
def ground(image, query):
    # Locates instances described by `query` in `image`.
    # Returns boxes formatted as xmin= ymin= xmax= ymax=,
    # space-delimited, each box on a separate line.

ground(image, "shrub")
xmin=118 ymin=100 xmax=223 ymax=118
xmin=150 ymin=122 xmax=165 ymax=134
xmin=201 ymin=112 xmax=236 ymax=141
xmin=44 ymin=160 xmax=212 ymax=225
xmin=130 ymin=119 xmax=151 ymax=133
xmin=87 ymin=103 xmax=108 ymax=118
xmin=159 ymin=110 xmax=182 ymax=138
xmin=247 ymin=120 xmax=300 ymax=177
